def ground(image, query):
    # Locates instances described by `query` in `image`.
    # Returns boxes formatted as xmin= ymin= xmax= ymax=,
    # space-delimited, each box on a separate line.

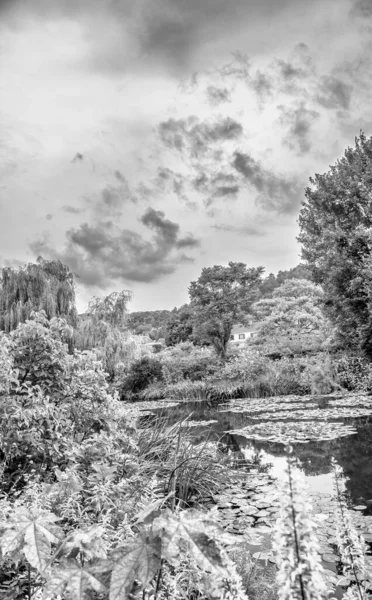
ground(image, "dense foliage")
xmin=298 ymin=132 xmax=372 ymax=357
xmin=0 ymin=257 xmax=77 ymax=333
xmin=252 ymin=279 xmax=333 ymax=356
xmin=189 ymin=262 xmax=264 ymax=359
xmin=259 ymin=264 xmax=312 ymax=298
xmin=74 ymin=291 xmax=148 ymax=382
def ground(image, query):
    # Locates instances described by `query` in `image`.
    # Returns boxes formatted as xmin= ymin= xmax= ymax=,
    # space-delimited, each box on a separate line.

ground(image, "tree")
xmin=259 ymin=264 xmax=312 ymax=298
xmin=189 ymin=262 xmax=264 ymax=359
xmin=0 ymin=257 xmax=77 ymax=332
xmin=86 ymin=290 xmax=132 ymax=328
xmin=74 ymin=290 xmax=147 ymax=382
xmin=165 ymin=305 xmax=194 ymax=346
xmin=252 ymin=279 xmax=332 ymax=356
xmin=298 ymin=132 xmax=372 ymax=356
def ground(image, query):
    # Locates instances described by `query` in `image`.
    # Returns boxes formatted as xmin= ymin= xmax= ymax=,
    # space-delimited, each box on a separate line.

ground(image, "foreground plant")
xmin=272 ymin=447 xmax=329 ymax=600
xmin=0 ymin=504 xmax=248 ymax=599
xmin=332 ymin=459 xmax=370 ymax=600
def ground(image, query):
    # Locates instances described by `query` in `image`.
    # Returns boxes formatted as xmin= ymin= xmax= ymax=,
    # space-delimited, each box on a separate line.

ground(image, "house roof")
xmin=231 ymin=322 xmax=261 ymax=335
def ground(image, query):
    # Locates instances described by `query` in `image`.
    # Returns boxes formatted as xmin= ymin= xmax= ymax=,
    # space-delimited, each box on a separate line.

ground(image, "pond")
xmin=144 ymin=392 xmax=372 ymax=515
xmin=135 ymin=392 xmax=372 ymax=592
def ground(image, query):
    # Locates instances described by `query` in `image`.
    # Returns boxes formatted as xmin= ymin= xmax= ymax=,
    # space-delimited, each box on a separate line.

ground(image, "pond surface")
xmin=145 ymin=393 xmax=372 ymax=515
xmin=136 ymin=392 xmax=372 ymax=592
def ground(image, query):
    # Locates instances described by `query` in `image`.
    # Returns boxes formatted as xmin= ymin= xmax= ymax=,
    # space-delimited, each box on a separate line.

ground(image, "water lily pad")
xmin=313 ymin=513 xmax=328 ymax=522
xmin=228 ymin=421 xmax=358 ymax=444
xmin=322 ymin=553 xmax=338 ymax=563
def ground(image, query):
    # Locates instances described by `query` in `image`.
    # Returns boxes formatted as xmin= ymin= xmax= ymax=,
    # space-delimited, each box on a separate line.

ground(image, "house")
xmin=229 ymin=322 xmax=261 ymax=347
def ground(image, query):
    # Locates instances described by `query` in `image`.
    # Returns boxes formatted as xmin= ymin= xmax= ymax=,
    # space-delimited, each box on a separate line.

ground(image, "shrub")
xmin=120 ymin=356 xmax=164 ymax=400
xmin=160 ymin=342 xmax=218 ymax=384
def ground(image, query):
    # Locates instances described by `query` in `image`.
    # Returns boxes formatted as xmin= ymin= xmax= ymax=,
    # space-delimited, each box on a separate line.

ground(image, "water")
xmin=147 ymin=395 xmax=372 ymax=513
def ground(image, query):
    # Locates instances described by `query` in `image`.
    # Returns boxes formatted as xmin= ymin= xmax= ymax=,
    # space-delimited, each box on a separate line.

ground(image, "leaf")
xmin=109 ymin=533 xmax=161 ymax=600
xmin=43 ymin=560 xmax=107 ymax=600
xmin=64 ymin=525 xmax=108 ymax=560
xmin=152 ymin=510 xmax=229 ymax=577
xmin=1 ymin=508 xmax=63 ymax=573
xmin=134 ymin=492 xmax=174 ymax=525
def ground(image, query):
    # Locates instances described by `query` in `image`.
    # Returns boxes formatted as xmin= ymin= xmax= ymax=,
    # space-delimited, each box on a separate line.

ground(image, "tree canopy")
xmin=253 ymin=279 xmax=332 ymax=356
xmin=0 ymin=257 xmax=77 ymax=332
xmin=189 ymin=261 xmax=264 ymax=359
xmin=298 ymin=132 xmax=372 ymax=356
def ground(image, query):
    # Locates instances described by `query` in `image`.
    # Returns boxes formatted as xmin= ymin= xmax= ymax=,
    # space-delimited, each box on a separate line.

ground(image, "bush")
xmin=120 ymin=356 xmax=164 ymax=400
xmin=160 ymin=342 xmax=218 ymax=384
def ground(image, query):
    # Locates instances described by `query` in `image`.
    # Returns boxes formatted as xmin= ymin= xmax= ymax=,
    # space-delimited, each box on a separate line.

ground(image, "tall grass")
xmin=136 ymin=414 xmax=239 ymax=508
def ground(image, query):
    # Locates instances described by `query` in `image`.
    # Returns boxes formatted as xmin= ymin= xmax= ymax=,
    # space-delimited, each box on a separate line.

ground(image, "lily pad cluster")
xmin=228 ymin=421 xmax=358 ymax=444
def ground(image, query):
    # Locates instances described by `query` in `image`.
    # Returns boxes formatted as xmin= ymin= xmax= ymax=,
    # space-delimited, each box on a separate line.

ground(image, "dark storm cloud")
xmin=29 ymin=208 xmax=200 ymax=288
xmin=212 ymin=223 xmax=265 ymax=236
xmin=315 ymin=75 xmax=353 ymax=110
xmin=205 ymin=86 xmax=231 ymax=106
xmin=278 ymin=101 xmax=320 ymax=154
xmin=158 ymin=116 xmax=243 ymax=155
xmin=232 ymin=151 xmax=303 ymax=213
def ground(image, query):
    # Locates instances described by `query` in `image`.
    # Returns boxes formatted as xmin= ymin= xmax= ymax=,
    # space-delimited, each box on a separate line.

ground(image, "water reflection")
xmin=149 ymin=398 xmax=372 ymax=511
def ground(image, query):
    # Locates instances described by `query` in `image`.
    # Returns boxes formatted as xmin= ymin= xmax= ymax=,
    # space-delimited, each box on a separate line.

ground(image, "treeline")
xmin=126 ymin=263 xmax=312 ymax=346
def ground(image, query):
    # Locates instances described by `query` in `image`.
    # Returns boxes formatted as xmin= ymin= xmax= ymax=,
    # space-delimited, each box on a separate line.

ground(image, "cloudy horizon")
xmin=1 ymin=0 xmax=372 ymax=312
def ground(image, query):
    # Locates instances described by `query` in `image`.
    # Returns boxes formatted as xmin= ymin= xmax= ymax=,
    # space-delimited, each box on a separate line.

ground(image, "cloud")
xmin=232 ymin=151 xmax=303 ymax=213
xmin=249 ymin=71 xmax=273 ymax=102
xmin=0 ymin=0 xmax=314 ymax=75
xmin=62 ymin=205 xmax=85 ymax=214
xmin=94 ymin=178 xmax=137 ymax=216
xmin=350 ymin=0 xmax=372 ymax=17
xmin=315 ymin=75 xmax=353 ymax=110
xmin=29 ymin=208 xmax=200 ymax=287
xmin=114 ymin=170 xmax=126 ymax=183
xmin=140 ymin=207 xmax=200 ymax=249
xmin=205 ymin=86 xmax=231 ymax=105
xmin=192 ymin=171 xmax=240 ymax=204
xmin=212 ymin=223 xmax=265 ymax=236
xmin=277 ymin=59 xmax=307 ymax=80
xmin=278 ymin=101 xmax=320 ymax=154
xmin=155 ymin=167 xmax=189 ymax=204
xmin=158 ymin=115 xmax=243 ymax=155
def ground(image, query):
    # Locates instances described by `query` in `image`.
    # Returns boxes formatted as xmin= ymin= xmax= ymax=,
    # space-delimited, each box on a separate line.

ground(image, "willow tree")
xmin=74 ymin=290 xmax=146 ymax=381
xmin=0 ymin=257 xmax=77 ymax=333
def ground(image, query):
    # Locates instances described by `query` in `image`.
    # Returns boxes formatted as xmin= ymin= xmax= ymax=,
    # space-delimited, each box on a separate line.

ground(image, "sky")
xmin=1 ymin=0 xmax=372 ymax=312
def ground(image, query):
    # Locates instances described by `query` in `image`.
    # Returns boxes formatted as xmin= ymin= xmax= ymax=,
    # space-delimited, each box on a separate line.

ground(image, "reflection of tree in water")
xmin=149 ymin=401 xmax=372 ymax=507
xmin=333 ymin=418 xmax=372 ymax=507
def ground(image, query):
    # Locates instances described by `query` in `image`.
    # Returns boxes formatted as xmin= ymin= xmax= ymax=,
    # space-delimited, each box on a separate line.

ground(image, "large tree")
xmin=0 ymin=257 xmax=77 ymax=332
xmin=189 ymin=261 xmax=263 ymax=359
xmin=298 ymin=132 xmax=372 ymax=356
xmin=253 ymin=279 xmax=332 ymax=356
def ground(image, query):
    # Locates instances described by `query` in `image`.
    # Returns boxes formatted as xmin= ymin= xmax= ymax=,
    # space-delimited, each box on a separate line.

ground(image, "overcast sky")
xmin=1 ymin=0 xmax=372 ymax=312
